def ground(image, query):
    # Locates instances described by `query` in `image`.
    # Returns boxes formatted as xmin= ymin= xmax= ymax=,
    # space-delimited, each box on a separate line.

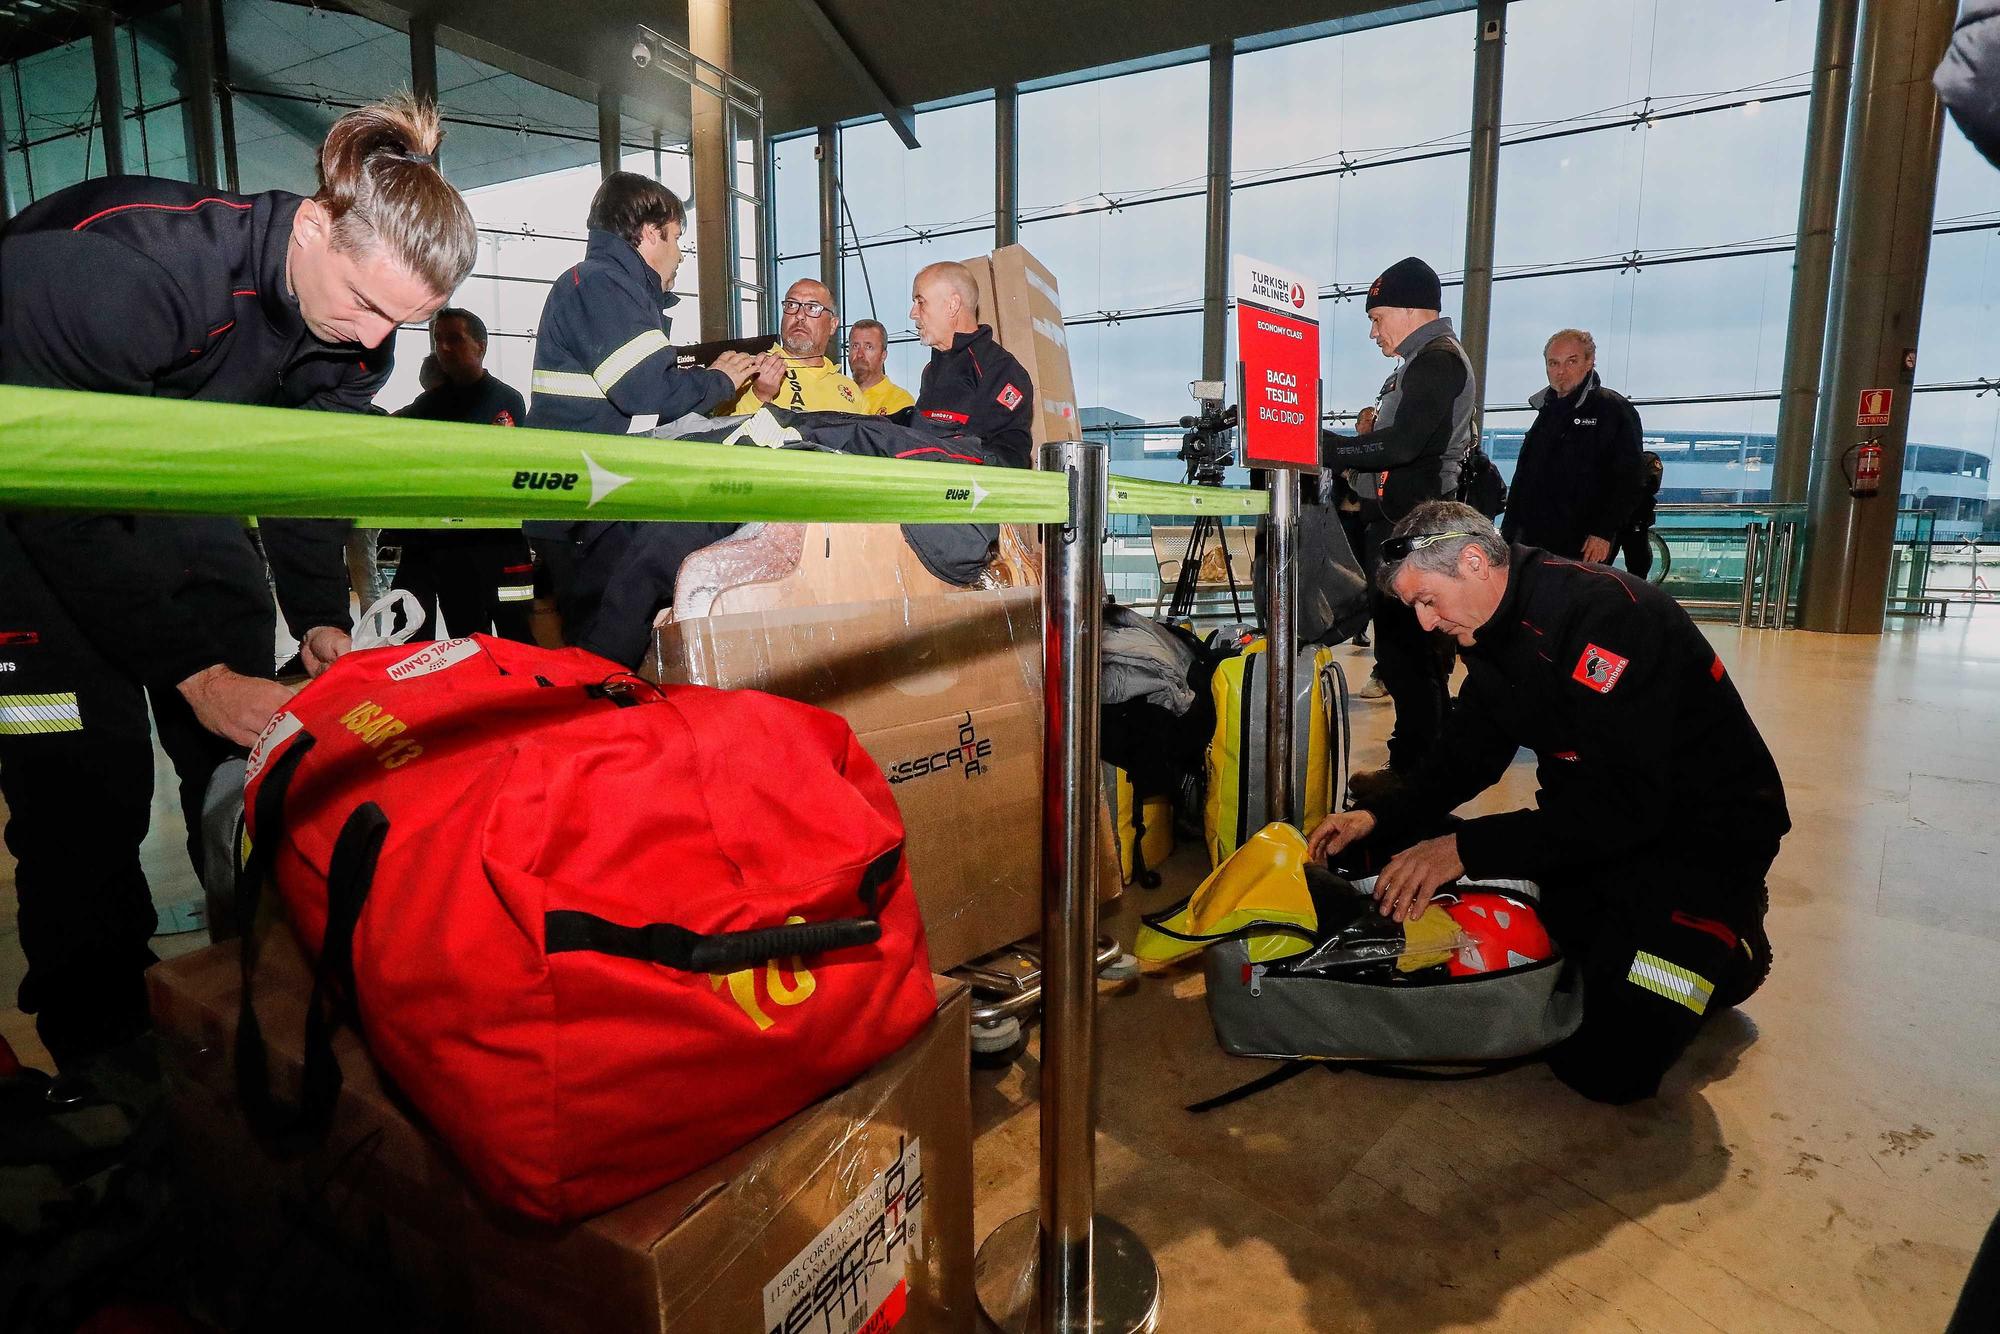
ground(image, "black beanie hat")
xmin=1365 ymin=256 xmax=1442 ymax=312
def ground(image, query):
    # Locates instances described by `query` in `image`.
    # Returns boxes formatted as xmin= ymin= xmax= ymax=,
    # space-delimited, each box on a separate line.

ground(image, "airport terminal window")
xmin=3 ymin=8 xmax=193 ymax=205
xmin=1483 ymin=0 xmax=1821 ymax=500
xmin=1914 ymin=89 xmax=2000 ymax=534
xmin=5 ymin=32 xmax=107 ymax=204
xmin=1018 ymin=61 xmax=1209 ymax=421
xmin=771 ymin=133 xmax=819 ymax=305
xmin=223 ymin=0 xmax=414 ymax=196
xmin=1230 ymin=8 xmax=1476 ymax=417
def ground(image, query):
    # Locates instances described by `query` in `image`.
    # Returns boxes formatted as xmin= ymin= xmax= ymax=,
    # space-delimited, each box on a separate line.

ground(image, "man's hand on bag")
xmin=1306 ymin=809 xmax=1377 ymax=863
xmin=300 ymin=626 xmax=351 ymax=678
xmin=1371 ymin=834 xmax=1465 ymax=924
xmin=178 ymin=665 xmax=296 ymax=748
xmin=1582 ymin=535 xmax=1613 ymax=564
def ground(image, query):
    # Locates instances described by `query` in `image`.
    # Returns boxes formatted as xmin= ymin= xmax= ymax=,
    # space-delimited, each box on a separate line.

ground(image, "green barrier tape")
xmin=364 ymin=476 xmax=1268 ymax=528
xmin=1107 ymin=475 xmax=1269 ymax=518
xmin=0 ymin=386 xmax=1069 ymax=525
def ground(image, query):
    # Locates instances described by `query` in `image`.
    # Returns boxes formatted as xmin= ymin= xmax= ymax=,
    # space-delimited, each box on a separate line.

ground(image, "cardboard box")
xmin=653 ymin=587 xmax=1046 ymax=972
xmin=980 ymin=245 xmax=1083 ymax=450
xmin=149 ymin=933 xmax=975 ymax=1334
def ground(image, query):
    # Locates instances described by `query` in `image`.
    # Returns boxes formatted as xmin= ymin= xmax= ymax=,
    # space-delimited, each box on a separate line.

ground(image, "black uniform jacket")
xmin=1365 ymin=546 xmax=1790 ymax=898
xmin=399 ymin=372 xmax=525 ymax=426
xmin=0 ymin=176 xmax=393 ymax=687
xmin=523 ymin=229 xmax=734 ymax=437
xmin=914 ymin=324 xmax=1034 ymax=468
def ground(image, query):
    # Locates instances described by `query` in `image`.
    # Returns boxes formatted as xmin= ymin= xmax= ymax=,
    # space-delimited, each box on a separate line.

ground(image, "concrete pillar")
xmin=1772 ymin=0 xmax=1862 ymax=505
xmin=91 ymin=9 xmax=126 ymax=176
xmin=1459 ymin=0 xmax=1506 ymax=395
xmin=597 ymin=85 xmax=621 ymax=179
xmin=817 ymin=124 xmax=841 ymax=314
xmin=0 ymin=74 xmax=16 ymax=221
xmin=1201 ymin=44 xmax=1233 ymax=384
xmin=1800 ymin=0 xmax=1956 ymax=634
xmin=410 ymin=14 xmax=439 ymax=108
xmin=996 ymin=85 xmax=1018 ymax=248
xmin=179 ymin=0 xmax=219 ymax=187
xmin=212 ymin=0 xmax=239 ymax=191
xmin=689 ymin=0 xmax=733 ymax=342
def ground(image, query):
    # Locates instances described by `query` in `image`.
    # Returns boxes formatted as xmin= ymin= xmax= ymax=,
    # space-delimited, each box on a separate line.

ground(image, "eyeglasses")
xmin=1380 ymin=530 xmax=1475 ymax=561
xmin=781 ymin=299 xmax=833 ymax=318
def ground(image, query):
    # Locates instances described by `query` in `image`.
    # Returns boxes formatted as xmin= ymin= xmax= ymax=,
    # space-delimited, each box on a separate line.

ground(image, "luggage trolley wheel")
xmin=954 ymin=937 xmax=1130 ymax=1068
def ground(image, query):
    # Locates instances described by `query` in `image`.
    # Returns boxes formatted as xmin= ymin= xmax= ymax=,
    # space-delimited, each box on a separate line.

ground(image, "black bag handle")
xmin=544 ymin=845 xmax=900 ymax=975
xmin=235 ymin=731 xmax=389 ymax=1140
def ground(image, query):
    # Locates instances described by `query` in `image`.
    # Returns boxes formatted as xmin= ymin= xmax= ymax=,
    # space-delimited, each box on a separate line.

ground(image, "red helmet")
xmin=1441 ymin=892 xmax=1554 ymax=976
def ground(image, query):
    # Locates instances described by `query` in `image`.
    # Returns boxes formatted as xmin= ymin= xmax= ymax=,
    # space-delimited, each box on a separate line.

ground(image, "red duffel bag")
xmin=235 ymin=634 xmax=936 ymax=1223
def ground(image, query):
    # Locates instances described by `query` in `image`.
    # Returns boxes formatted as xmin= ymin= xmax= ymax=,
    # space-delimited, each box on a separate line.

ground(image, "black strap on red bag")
xmin=235 ymin=729 xmax=393 ymax=1140
xmin=234 ymin=735 xmax=897 ymax=1139
xmin=543 ymin=847 xmax=895 ymax=974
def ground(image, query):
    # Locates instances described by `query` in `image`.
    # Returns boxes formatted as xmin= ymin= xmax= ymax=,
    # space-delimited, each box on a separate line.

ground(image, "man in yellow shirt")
xmin=728 ymin=278 xmax=865 ymax=414
xmin=847 ymin=318 xmax=915 ymax=416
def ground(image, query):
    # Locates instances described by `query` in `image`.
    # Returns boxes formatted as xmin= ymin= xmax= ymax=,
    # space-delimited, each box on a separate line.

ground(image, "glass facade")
xmin=5 ymin=0 xmax=1999 ymax=538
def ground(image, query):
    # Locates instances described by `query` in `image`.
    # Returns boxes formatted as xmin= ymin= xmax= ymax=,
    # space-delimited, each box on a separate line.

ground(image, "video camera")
xmin=1178 ymin=380 xmax=1239 ymax=487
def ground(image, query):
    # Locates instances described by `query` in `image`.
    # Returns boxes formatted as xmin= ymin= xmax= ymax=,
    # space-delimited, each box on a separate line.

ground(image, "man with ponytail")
xmin=0 ymin=96 xmax=477 ymax=1071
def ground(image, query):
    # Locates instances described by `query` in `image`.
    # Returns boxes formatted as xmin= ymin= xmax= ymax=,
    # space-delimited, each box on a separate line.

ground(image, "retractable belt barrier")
xmin=0 ymin=386 xmax=1234 ymax=1330
xmin=0 ymin=385 xmax=1265 ymax=525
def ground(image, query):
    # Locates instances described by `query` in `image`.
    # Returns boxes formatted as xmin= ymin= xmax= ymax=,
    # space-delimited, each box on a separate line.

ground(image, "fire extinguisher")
xmin=1845 ymin=439 xmax=1882 ymax=499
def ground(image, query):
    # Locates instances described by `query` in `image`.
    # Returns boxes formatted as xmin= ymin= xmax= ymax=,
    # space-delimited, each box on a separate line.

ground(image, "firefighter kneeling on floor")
xmin=1306 ymin=500 xmax=1790 ymax=1103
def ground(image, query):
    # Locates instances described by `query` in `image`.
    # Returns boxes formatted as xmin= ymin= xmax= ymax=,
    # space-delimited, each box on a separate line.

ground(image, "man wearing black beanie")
xmin=1321 ymin=256 xmax=1479 ymax=785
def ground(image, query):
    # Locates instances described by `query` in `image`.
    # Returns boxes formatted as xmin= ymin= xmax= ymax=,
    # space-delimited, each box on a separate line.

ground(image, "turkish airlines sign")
xmin=1234 ymin=255 xmax=1321 ymax=470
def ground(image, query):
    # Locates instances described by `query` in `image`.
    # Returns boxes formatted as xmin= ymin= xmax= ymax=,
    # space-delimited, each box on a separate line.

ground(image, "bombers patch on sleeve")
xmin=996 ymin=383 xmax=1025 ymax=411
xmin=1572 ymin=643 xmax=1630 ymax=694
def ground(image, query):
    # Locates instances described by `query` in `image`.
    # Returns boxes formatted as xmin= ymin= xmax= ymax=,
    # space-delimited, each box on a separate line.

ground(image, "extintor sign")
xmin=1857 ymin=388 xmax=1893 ymax=428
xmin=1234 ymin=255 xmax=1322 ymax=470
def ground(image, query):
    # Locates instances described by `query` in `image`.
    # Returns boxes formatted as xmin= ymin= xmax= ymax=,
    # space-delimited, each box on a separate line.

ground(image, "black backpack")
xmin=1457 ymin=438 xmax=1507 ymax=520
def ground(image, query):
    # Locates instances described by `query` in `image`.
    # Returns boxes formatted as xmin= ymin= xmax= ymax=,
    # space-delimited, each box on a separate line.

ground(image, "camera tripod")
xmin=1165 ymin=404 xmax=1244 ymax=622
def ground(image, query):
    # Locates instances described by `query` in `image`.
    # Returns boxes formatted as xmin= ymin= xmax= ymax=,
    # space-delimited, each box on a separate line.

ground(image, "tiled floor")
xmin=968 ymin=614 xmax=2000 ymax=1332
xmin=4 ymin=611 xmax=1997 ymax=1330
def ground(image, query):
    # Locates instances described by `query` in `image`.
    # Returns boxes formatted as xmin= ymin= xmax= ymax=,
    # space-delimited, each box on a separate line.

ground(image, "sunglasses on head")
xmin=1380 ymin=530 xmax=1475 ymax=562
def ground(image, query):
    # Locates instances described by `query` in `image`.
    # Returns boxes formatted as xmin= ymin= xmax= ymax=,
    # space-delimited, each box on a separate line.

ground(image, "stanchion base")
xmin=974 ymin=1212 xmax=1162 ymax=1333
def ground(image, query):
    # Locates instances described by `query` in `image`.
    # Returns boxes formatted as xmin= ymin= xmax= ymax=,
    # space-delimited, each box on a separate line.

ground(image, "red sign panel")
xmin=1857 ymin=388 xmax=1893 ymax=427
xmin=1234 ymin=256 xmax=1321 ymax=470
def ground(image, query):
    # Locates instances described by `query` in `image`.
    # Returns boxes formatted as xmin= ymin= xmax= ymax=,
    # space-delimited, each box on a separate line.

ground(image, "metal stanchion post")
xmin=1739 ymin=522 xmax=1763 ymax=628
xmin=976 ymin=439 xmax=1161 ymax=1334
xmin=1772 ymin=521 xmax=1797 ymax=629
xmin=1265 ymin=469 xmax=1299 ymax=824
xmin=1758 ymin=518 xmax=1778 ymax=629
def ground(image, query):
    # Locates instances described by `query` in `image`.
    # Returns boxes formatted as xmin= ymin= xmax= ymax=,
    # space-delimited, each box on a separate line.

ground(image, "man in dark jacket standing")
xmin=1321 ymin=256 xmax=1477 ymax=776
xmin=1501 ymin=329 xmax=1643 ymax=564
xmin=1309 ymin=501 xmax=1788 ymax=1104
xmin=523 ymin=173 xmax=771 ymax=666
xmin=392 ymin=307 xmax=536 ymax=643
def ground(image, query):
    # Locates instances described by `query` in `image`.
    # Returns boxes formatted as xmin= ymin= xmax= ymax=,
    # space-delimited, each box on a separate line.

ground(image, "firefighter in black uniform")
xmin=392 ymin=306 xmax=536 ymax=644
xmin=523 ymin=172 xmax=770 ymax=668
xmin=0 ymin=97 xmax=478 ymax=1068
xmin=1308 ymin=501 xmax=1789 ymax=1104
xmin=909 ymin=260 xmax=1034 ymax=468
